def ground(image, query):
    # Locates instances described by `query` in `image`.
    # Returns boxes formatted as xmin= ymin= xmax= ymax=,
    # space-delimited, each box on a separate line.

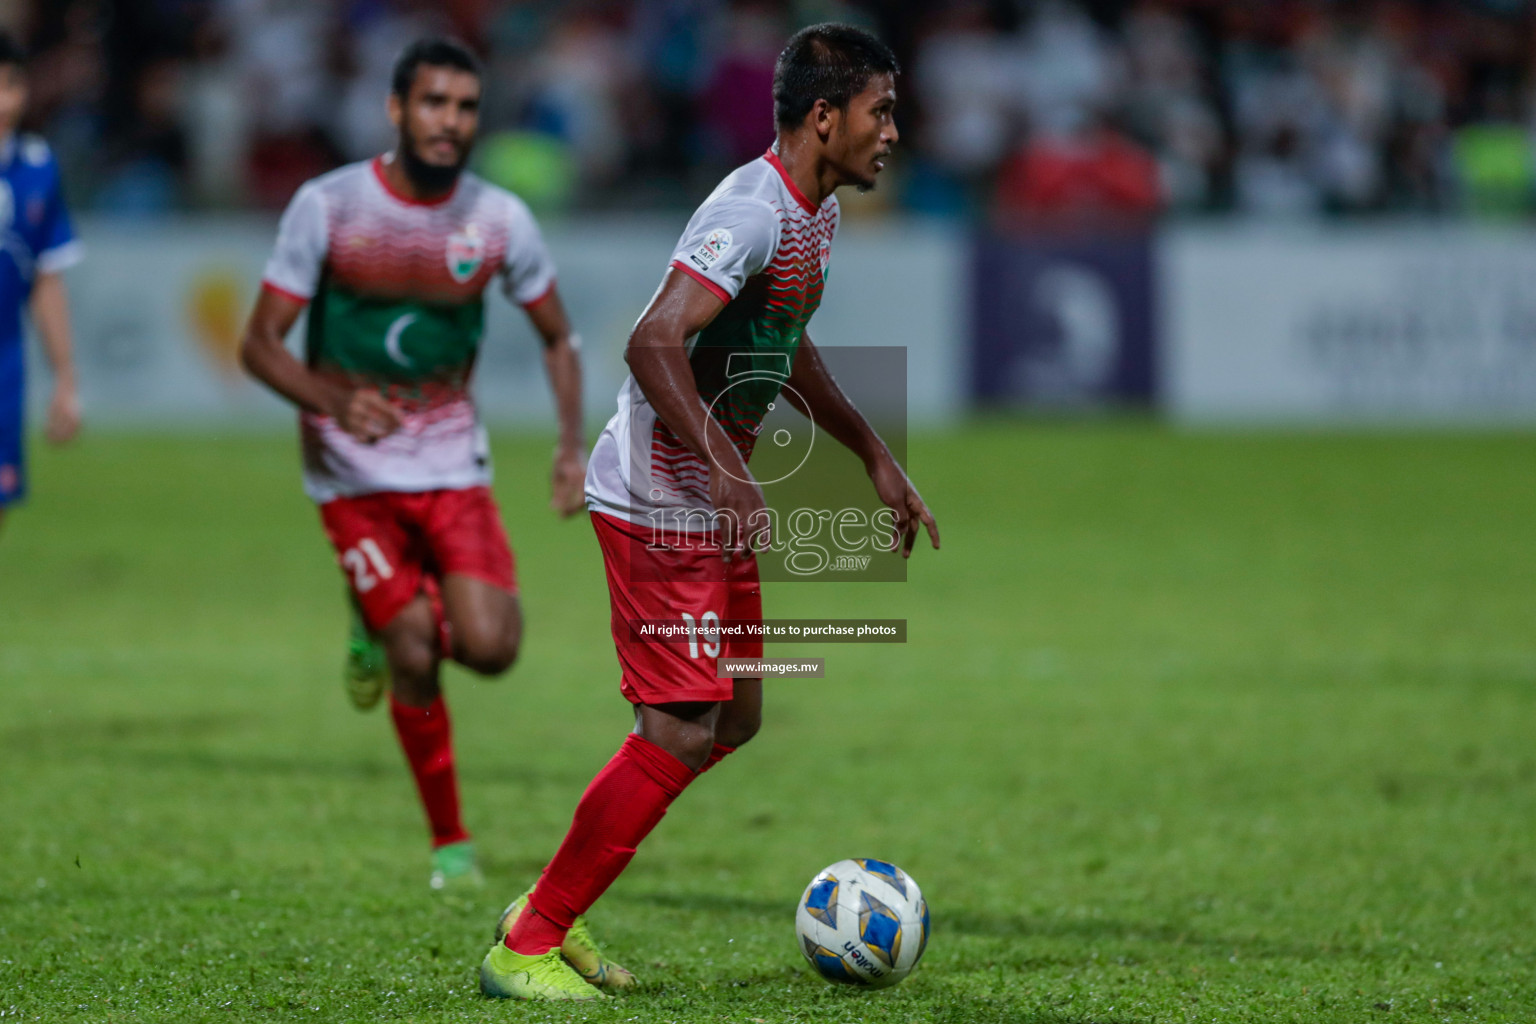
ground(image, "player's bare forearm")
xmin=30 ymin=272 xmax=81 ymax=443
xmin=542 ymin=339 xmax=587 ymax=516
xmin=543 ymin=342 xmax=583 ymax=448
xmin=783 ymin=331 xmax=890 ymax=471
xmin=627 ymin=270 xmax=769 ymax=551
xmin=240 ymin=288 xmax=400 ymax=442
xmin=625 ymin=271 xmax=742 ymax=473
xmin=240 ymin=289 xmax=339 ymax=415
xmin=629 ymin=341 xmax=737 ymax=466
xmin=785 ymin=333 xmax=939 ymax=556
xmin=524 ymin=287 xmax=585 ymax=453
xmin=30 ymin=272 xmax=76 ymax=385
xmin=524 ymin=286 xmax=587 ymax=516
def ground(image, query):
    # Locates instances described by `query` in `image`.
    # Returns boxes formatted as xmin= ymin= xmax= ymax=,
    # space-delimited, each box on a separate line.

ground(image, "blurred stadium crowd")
xmin=9 ymin=0 xmax=1536 ymax=220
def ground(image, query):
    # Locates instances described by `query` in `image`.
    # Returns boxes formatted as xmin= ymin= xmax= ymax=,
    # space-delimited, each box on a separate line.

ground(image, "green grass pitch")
xmin=2 ymin=423 xmax=1534 ymax=1022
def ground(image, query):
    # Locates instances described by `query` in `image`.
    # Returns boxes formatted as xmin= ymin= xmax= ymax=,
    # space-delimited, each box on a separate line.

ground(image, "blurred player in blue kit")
xmin=0 ymin=32 xmax=83 ymax=535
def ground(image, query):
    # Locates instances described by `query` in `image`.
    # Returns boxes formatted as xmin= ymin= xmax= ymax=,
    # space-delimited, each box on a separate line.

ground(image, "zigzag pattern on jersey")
xmin=646 ymin=200 xmax=836 ymax=504
xmin=646 ymin=206 xmax=833 ymax=504
xmin=646 ymin=385 xmax=766 ymax=504
xmin=311 ymin=368 xmax=477 ymax=419
xmin=757 ymin=202 xmax=835 ymax=339
xmin=320 ymin=175 xmax=510 ymax=303
xmin=304 ymin=172 xmax=517 ymax=414
xmin=647 ymin=430 xmax=710 ymax=505
xmin=302 ymin=398 xmax=477 ymax=449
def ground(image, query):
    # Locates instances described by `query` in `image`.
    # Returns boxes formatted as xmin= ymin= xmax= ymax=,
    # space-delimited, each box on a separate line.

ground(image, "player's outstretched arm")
xmin=522 ymin=286 xmax=586 ymax=517
xmin=626 ymin=269 xmax=769 ymax=553
xmin=783 ymin=333 xmax=939 ymax=558
xmin=30 ymin=271 xmax=80 ymax=445
xmin=239 ymin=288 xmax=400 ymax=444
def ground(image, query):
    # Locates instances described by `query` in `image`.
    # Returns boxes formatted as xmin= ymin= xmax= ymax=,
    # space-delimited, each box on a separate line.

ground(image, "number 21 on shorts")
xmin=342 ymin=538 xmax=395 ymax=594
xmin=679 ymin=611 xmax=720 ymax=659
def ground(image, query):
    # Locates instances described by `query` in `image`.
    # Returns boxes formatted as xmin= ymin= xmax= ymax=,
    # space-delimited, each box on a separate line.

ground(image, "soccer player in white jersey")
xmin=480 ymin=24 xmax=939 ymax=1000
xmin=240 ymin=39 xmax=586 ymax=891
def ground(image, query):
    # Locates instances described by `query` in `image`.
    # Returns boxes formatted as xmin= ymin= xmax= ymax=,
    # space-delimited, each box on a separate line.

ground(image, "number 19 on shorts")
xmin=679 ymin=611 xmax=721 ymax=659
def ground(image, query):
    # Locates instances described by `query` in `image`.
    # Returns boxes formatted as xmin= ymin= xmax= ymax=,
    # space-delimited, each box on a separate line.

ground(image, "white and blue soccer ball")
xmin=795 ymin=858 xmax=929 ymax=989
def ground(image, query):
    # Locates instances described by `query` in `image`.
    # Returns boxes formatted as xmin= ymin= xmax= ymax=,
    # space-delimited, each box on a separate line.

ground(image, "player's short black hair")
xmin=0 ymin=31 xmax=27 ymax=71
xmin=772 ymin=23 xmax=899 ymax=130
xmin=390 ymin=37 xmax=481 ymax=99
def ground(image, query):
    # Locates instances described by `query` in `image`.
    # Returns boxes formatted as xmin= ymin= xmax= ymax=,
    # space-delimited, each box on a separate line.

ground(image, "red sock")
xmin=506 ymin=733 xmax=695 ymax=954
xmin=389 ymin=695 xmax=469 ymax=848
xmin=696 ymin=742 xmax=737 ymax=774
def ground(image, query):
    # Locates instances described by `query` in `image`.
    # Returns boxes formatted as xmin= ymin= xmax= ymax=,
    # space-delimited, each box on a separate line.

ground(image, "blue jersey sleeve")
xmin=35 ymin=158 xmax=81 ymax=275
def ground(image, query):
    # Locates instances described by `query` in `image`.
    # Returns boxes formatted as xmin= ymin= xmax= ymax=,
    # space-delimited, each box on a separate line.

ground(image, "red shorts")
xmin=319 ymin=486 xmax=518 ymax=632
xmin=591 ymin=510 xmax=763 ymax=705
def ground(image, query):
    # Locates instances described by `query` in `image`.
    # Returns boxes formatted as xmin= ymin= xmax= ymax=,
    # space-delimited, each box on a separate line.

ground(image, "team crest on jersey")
xmin=446 ymin=226 xmax=485 ymax=283
xmin=689 ymin=228 xmax=733 ymax=271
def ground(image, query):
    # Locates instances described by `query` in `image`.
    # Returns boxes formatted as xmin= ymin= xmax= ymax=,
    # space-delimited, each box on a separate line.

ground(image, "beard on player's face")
xmin=398 ymin=118 xmax=471 ymax=193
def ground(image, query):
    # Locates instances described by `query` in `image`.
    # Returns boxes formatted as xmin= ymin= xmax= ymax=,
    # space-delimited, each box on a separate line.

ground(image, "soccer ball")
xmin=795 ymin=858 xmax=929 ymax=989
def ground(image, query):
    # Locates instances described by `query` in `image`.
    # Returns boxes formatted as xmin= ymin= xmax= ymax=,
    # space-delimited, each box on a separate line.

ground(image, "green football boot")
xmin=495 ymin=888 xmax=636 ymax=990
xmin=344 ymin=597 xmax=388 ymax=711
xmin=479 ymin=944 xmax=609 ymax=1001
xmin=429 ymin=840 xmax=484 ymax=892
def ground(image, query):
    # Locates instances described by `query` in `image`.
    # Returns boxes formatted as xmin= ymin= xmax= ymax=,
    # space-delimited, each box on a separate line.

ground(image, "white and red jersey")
xmin=262 ymin=155 xmax=557 ymax=503
xmin=585 ymin=148 xmax=839 ymax=530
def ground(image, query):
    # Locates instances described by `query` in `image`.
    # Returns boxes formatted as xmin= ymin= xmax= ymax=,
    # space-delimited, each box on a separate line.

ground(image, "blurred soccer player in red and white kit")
xmin=478 ymin=24 xmax=940 ymax=1000
xmin=240 ymin=38 xmax=586 ymax=891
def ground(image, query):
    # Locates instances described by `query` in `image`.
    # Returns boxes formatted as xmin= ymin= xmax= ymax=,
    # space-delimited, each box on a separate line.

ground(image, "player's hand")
xmin=710 ymin=454 xmax=770 ymax=559
xmin=45 ymin=380 xmax=81 ymax=445
xmin=334 ymin=388 xmax=401 ymax=444
xmin=869 ymin=455 xmax=939 ymax=559
xmin=550 ymin=443 xmax=587 ymax=517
